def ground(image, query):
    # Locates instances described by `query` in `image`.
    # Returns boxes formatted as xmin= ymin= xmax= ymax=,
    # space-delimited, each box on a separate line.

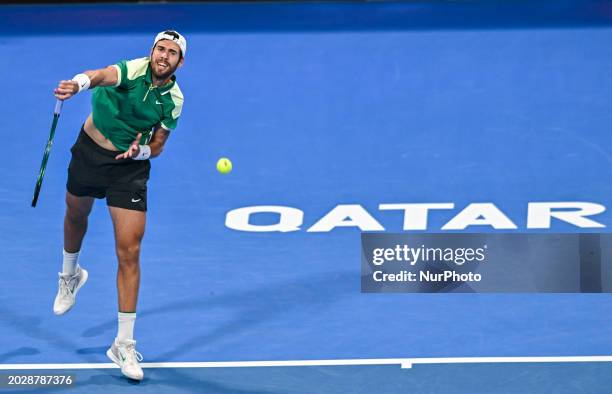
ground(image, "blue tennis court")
xmin=2 ymin=1 xmax=612 ymax=392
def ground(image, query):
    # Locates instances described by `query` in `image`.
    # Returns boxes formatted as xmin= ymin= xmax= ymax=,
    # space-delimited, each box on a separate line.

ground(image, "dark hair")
xmin=164 ymin=30 xmax=180 ymax=39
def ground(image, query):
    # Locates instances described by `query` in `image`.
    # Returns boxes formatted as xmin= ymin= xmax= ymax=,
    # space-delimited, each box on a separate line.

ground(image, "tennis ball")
xmin=216 ymin=157 xmax=232 ymax=174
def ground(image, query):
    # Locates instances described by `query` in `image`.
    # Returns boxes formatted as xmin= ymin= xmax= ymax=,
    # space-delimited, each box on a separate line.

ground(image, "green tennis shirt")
xmin=91 ymin=57 xmax=184 ymax=151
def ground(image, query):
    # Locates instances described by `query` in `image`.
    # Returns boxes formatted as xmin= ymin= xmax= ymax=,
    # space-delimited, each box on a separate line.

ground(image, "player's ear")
xmin=178 ymin=56 xmax=185 ymax=68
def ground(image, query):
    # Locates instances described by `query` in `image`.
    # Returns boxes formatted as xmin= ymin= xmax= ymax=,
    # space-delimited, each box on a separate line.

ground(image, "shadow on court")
xmin=80 ymin=271 xmax=355 ymax=360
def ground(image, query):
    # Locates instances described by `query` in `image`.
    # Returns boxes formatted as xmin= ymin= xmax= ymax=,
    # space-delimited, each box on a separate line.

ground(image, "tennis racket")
xmin=31 ymin=99 xmax=63 ymax=207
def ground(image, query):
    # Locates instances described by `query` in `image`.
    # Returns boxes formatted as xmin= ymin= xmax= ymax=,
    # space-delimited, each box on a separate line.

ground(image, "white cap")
xmin=153 ymin=30 xmax=187 ymax=57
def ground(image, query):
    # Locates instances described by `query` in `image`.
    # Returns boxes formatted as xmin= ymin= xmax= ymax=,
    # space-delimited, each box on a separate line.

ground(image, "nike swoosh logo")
xmin=132 ymin=198 xmax=142 ymax=203
xmin=155 ymin=100 xmax=162 ymax=105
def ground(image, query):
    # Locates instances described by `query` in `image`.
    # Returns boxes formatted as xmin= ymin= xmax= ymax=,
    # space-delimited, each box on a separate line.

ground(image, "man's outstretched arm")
xmin=54 ymin=66 xmax=119 ymax=100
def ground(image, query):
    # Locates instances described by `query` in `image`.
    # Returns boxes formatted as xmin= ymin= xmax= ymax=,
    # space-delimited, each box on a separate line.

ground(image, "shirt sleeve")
xmin=113 ymin=58 xmax=149 ymax=89
xmin=113 ymin=60 xmax=128 ymax=88
xmin=160 ymin=110 xmax=180 ymax=131
xmin=160 ymin=90 xmax=184 ymax=131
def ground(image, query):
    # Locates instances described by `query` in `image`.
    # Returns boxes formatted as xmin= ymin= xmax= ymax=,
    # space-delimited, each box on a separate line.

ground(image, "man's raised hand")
xmin=115 ymin=133 xmax=143 ymax=160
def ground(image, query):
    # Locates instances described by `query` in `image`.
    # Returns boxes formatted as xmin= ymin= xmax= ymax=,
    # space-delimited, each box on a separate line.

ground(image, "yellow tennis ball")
xmin=216 ymin=157 xmax=232 ymax=174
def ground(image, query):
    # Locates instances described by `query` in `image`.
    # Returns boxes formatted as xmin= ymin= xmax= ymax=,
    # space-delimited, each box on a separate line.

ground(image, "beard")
xmin=151 ymin=59 xmax=179 ymax=81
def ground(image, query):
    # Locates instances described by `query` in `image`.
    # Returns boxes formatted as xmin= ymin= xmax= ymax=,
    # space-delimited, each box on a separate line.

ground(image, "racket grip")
xmin=54 ymin=100 xmax=63 ymax=115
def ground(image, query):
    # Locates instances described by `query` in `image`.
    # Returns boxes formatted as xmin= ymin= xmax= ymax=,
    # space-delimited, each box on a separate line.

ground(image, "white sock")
xmin=117 ymin=312 xmax=136 ymax=342
xmin=62 ymin=249 xmax=79 ymax=275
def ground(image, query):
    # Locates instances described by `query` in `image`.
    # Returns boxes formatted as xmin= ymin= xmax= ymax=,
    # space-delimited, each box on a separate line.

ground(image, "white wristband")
xmin=72 ymin=73 xmax=91 ymax=92
xmin=132 ymin=145 xmax=151 ymax=160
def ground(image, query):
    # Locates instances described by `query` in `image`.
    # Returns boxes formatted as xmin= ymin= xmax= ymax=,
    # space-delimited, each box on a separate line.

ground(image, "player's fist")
xmin=54 ymin=80 xmax=79 ymax=100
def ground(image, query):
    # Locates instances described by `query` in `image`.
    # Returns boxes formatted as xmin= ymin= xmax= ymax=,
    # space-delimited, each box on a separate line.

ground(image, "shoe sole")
xmin=106 ymin=347 xmax=144 ymax=381
xmin=53 ymin=268 xmax=89 ymax=316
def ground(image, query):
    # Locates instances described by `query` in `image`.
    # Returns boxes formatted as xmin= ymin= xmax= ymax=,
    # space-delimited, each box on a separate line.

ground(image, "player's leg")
xmin=109 ymin=205 xmax=145 ymax=313
xmin=107 ymin=205 xmax=146 ymax=381
xmin=104 ymin=156 xmax=149 ymax=380
xmin=54 ymin=127 xmax=100 ymax=316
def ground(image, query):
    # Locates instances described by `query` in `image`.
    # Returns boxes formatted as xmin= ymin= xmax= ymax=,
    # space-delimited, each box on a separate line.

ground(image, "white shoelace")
xmin=58 ymin=274 xmax=77 ymax=297
xmin=121 ymin=343 xmax=143 ymax=363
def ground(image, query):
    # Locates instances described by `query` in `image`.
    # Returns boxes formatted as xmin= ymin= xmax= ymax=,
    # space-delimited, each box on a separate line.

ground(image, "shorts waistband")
xmin=78 ymin=126 xmax=122 ymax=158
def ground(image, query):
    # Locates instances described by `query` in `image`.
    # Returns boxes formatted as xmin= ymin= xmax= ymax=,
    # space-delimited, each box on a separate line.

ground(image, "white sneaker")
xmin=53 ymin=266 xmax=88 ymax=315
xmin=106 ymin=338 xmax=144 ymax=381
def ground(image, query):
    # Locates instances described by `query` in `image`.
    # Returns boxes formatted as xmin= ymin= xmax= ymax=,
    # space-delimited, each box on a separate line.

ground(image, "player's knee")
xmin=117 ymin=243 xmax=141 ymax=266
xmin=65 ymin=204 xmax=90 ymax=223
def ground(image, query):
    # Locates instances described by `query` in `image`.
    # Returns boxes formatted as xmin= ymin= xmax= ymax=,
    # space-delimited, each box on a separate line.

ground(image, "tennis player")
xmin=52 ymin=30 xmax=185 ymax=381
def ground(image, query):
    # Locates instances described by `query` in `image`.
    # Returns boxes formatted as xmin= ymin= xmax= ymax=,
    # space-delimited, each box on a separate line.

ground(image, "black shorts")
xmin=66 ymin=127 xmax=150 ymax=212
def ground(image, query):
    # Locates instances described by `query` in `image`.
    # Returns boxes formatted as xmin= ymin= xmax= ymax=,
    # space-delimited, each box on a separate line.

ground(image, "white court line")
xmin=402 ymin=356 xmax=612 ymax=369
xmin=2 ymin=356 xmax=612 ymax=370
